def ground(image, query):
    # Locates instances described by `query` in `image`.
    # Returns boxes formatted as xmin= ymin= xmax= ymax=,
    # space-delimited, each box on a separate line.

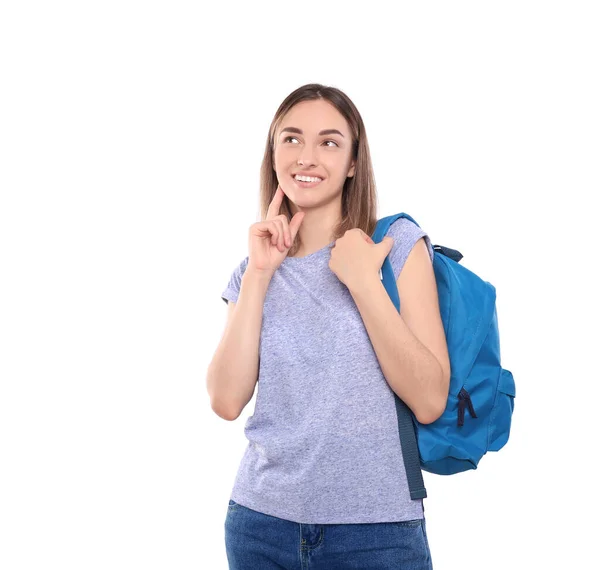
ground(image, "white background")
xmin=1 ymin=1 xmax=598 ymax=568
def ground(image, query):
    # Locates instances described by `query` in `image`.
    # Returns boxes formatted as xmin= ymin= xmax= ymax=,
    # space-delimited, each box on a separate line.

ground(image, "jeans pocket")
xmin=228 ymin=499 xmax=238 ymax=509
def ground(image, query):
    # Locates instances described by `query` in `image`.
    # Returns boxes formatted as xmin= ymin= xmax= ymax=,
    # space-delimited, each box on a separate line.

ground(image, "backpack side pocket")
xmin=487 ymin=369 xmax=515 ymax=451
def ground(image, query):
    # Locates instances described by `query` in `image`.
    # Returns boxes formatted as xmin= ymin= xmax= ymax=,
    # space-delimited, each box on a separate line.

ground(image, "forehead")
xmin=278 ymin=99 xmax=349 ymax=136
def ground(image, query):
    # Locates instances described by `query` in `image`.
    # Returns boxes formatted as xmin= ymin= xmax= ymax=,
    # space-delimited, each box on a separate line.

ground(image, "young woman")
xmin=208 ymin=83 xmax=451 ymax=569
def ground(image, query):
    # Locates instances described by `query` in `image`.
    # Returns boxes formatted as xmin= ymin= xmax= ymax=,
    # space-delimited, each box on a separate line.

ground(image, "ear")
xmin=347 ymin=160 xmax=356 ymax=178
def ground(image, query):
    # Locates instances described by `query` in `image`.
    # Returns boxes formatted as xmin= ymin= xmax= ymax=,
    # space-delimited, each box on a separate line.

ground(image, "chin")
xmin=294 ymin=194 xmax=339 ymax=209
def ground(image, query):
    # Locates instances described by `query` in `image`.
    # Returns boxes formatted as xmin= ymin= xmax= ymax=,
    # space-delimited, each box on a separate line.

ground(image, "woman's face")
xmin=273 ymin=99 xmax=356 ymax=210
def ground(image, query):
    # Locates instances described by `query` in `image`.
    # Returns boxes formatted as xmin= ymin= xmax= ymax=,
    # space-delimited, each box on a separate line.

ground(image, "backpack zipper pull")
xmin=457 ymin=388 xmax=477 ymax=427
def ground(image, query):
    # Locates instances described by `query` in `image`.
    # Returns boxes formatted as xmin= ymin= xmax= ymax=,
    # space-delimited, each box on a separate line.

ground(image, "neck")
xmin=288 ymin=197 xmax=342 ymax=257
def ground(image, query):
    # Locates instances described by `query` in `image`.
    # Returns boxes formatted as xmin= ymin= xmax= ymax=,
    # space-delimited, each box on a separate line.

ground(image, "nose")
xmin=297 ymin=146 xmax=317 ymax=167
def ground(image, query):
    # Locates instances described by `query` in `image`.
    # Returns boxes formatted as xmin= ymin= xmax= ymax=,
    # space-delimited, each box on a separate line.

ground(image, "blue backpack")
xmin=372 ymin=213 xmax=516 ymax=500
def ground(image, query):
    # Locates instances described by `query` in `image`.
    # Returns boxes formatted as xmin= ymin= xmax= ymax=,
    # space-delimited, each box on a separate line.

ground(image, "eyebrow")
xmin=280 ymin=127 xmax=345 ymax=138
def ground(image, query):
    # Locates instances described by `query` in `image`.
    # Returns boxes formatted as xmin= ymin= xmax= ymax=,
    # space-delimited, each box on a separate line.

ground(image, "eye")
xmin=283 ymin=136 xmax=338 ymax=147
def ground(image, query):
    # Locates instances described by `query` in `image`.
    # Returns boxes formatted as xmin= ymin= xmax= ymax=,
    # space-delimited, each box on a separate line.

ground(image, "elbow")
xmin=207 ymin=366 xmax=239 ymax=421
xmin=210 ymin=398 xmax=240 ymax=421
xmin=218 ymin=411 xmax=240 ymax=422
xmin=415 ymin=394 xmax=447 ymax=425
xmin=417 ymin=366 xmax=449 ymax=425
xmin=416 ymin=403 xmax=444 ymax=425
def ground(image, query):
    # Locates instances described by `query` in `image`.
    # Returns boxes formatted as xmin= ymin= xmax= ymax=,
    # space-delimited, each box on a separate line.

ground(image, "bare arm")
xmin=206 ymin=267 xmax=273 ymax=420
xmin=348 ymin=238 xmax=450 ymax=424
xmin=208 ymin=185 xmax=304 ymax=420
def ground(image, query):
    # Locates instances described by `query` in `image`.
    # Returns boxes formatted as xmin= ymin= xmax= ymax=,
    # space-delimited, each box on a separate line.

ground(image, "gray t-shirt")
xmin=221 ymin=217 xmax=434 ymax=524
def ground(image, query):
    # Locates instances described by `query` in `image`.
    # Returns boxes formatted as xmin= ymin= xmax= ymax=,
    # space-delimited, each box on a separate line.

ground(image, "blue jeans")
xmin=224 ymin=499 xmax=434 ymax=569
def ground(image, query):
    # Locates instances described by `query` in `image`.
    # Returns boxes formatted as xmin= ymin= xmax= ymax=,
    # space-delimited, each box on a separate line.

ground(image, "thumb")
xmin=378 ymin=236 xmax=395 ymax=258
xmin=289 ymin=210 xmax=305 ymax=240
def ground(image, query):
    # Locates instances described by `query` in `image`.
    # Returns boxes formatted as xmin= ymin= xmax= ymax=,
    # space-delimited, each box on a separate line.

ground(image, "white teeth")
xmin=295 ymin=175 xmax=322 ymax=183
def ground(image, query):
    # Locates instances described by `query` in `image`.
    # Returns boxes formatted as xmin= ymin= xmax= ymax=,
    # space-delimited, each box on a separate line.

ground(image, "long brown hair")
xmin=259 ymin=83 xmax=379 ymax=257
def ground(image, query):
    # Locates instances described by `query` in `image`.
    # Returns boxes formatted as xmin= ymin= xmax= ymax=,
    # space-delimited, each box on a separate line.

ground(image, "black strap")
xmin=395 ymin=395 xmax=427 ymax=499
xmin=433 ymin=244 xmax=463 ymax=263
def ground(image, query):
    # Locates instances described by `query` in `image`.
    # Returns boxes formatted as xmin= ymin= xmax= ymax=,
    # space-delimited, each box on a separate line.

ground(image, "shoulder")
xmin=385 ymin=217 xmax=434 ymax=280
xmin=221 ymin=255 xmax=250 ymax=304
xmin=386 ymin=216 xmax=420 ymax=237
xmin=227 ymin=255 xmax=250 ymax=283
xmin=239 ymin=255 xmax=250 ymax=272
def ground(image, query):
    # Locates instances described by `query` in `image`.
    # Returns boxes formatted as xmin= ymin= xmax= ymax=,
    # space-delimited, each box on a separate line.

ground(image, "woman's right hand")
xmin=248 ymin=185 xmax=305 ymax=275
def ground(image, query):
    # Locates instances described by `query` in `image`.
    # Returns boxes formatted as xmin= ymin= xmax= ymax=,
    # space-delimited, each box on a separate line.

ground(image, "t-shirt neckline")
xmin=282 ymin=241 xmax=336 ymax=262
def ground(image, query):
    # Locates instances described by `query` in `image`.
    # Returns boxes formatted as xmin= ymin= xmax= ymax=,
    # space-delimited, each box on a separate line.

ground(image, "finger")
xmin=267 ymin=220 xmax=279 ymax=247
xmin=253 ymin=221 xmax=274 ymax=237
xmin=357 ymin=229 xmax=374 ymax=244
xmin=266 ymin=185 xmax=284 ymax=220
xmin=289 ymin=210 xmax=305 ymax=241
xmin=379 ymin=236 xmax=394 ymax=253
xmin=276 ymin=214 xmax=292 ymax=248
xmin=255 ymin=221 xmax=279 ymax=245
xmin=273 ymin=218 xmax=285 ymax=251
xmin=253 ymin=221 xmax=281 ymax=253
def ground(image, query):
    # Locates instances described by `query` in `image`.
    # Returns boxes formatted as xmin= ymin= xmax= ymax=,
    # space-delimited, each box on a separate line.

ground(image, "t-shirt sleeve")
xmin=385 ymin=217 xmax=435 ymax=282
xmin=221 ymin=256 xmax=250 ymax=305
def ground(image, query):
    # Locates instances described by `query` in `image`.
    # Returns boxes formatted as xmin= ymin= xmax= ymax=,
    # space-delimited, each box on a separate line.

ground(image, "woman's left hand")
xmin=328 ymin=229 xmax=395 ymax=292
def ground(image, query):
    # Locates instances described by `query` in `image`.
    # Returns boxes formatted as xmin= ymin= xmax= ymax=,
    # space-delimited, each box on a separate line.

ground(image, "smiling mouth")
xmin=291 ymin=175 xmax=325 ymax=187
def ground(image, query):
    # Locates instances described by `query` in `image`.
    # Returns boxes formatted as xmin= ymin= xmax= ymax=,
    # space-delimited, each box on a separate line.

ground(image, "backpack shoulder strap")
xmin=372 ymin=213 xmax=427 ymax=500
xmin=372 ymin=213 xmax=419 ymax=313
xmin=372 ymin=212 xmax=420 ymax=241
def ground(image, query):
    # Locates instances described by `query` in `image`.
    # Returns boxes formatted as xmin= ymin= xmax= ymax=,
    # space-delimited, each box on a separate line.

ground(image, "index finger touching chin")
xmin=266 ymin=185 xmax=284 ymax=218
